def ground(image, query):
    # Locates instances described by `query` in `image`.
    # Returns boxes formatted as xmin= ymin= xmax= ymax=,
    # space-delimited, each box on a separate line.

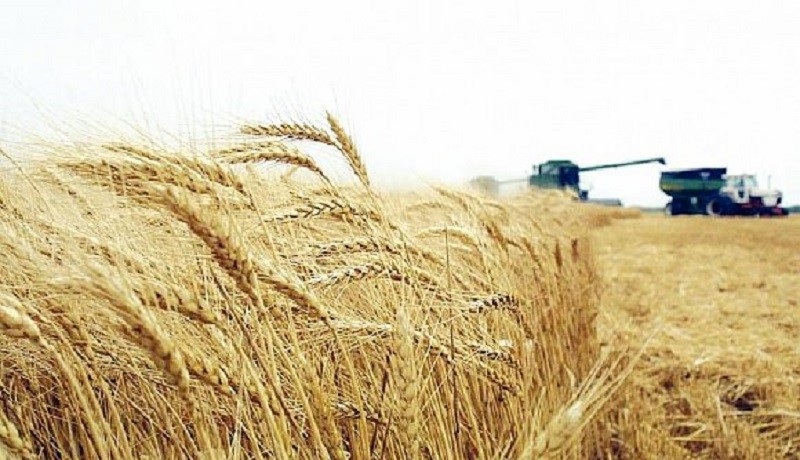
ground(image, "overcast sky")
xmin=2 ymin=0 xmax=799 ymax=207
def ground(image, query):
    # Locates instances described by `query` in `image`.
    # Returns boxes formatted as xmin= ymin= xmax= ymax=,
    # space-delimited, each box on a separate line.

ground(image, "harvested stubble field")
xmin=593 ymin=214 xmax=800 ymax=459
xmin=0 ymin=114 xmax=795 ymax=460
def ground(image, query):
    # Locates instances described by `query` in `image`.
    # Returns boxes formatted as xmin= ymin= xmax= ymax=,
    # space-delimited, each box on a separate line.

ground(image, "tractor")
xmin=660 ymin=168 xmax=788 ymax=216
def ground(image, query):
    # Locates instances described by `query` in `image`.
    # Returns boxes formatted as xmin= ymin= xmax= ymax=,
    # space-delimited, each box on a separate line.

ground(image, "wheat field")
xmin=0 ymin=113 xmax=796 ymax=459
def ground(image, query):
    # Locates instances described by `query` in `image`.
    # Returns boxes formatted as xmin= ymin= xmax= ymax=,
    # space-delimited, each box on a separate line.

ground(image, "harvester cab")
xmin=528 ymin=160 xmax=585 ymax=198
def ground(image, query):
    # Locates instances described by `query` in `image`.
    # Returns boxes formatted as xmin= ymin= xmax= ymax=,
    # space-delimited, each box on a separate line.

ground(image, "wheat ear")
xmin=80 ymin=264 xmax=191 ymax=396
xmin=0 ymin=293 xmax=42 ymax=342
xmin=266 ymin=197 xmax=375 ymax=223
xmin=214 ymin=141 xmax=331 ymax=184
xmin=239 ymin=122 xmax=338 ymax=146
xmin=392 ymin=305 xmax=420 ymax=458
xmin=325 ymin=112 xmax=370 ymax=188
xmin=162 ymin=187 xmax=334 ymax=322
xmin=0 ymin=409 xmax=36 ymax=460
xmin=102 ymin=143 xmax=179 ymax=164
xmin=307 ymin=263 xmax=403 ymax=287
xmin=161 ymin=186 xmax=263 ymax=308
xmin=182 ymin=349 xmax=235 ymax=396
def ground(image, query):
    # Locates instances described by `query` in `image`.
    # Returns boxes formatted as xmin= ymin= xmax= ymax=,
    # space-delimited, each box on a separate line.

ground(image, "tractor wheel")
xmin=705 ymin=197 xmax=731 ymax=217
xmin=664 ymin=202 xmax=673 ymax=216
xmin=705 ymin=199 xmax=721 ymax=216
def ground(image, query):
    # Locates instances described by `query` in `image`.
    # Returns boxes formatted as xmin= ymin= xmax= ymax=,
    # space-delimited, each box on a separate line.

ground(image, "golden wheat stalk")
xmin=54 ymin=310 xmax=96 ymax=360
xmin=59 ymin=157 xmax=232 ymax=207
xmin=307 ymin=263 xmax=403 ymax=287
xmin=414 ymin=225 xmax=483 ymax=249
xmin=307 ymin=238 xmax=443 ymax=271
xmin=266 ymin=197 xmax=376 ymax=223
xmin=0 ymin=293 xmax=42 ymax=342
xmin=239 ymin=122 xmax=337 ymax=146
xmin=214 ymin=141 xmax=331 ymax=182
xmin=333 ymin=399 xmax=387 ymax=425
xmin=139 ymin=282 xmax=222 ymax=326
xmin=520 ymin=350 xmax=639 ymax=458
xmin=36 ymin=167 xmax=95 ymax=213
xmin=431 ymin=185 xmax=479 ymax=213
xmin=392 ymin=305 xmax=420 ymax=458
xmin=163 ymin=187 xmax=334 ymax=322
xmin=161 ymin=186 xmax=263 ymax=307
xmin=182 ymin=349 xmax=235 ymax=396
xmin=465 ymin=293 xmax=520 ymax=314
xmin=310 ymin=237 xmax=395 ymax=257
xmin=78 ymin=264 xmax=191 ymax=395
xmin=102 ymin=143 xmax=179 ymax=165
xmin=171 ymin=157 xmax=250 ymax=197
xmin=463 ymin=340 xmax=517 ymax=366
xmin=325 ymin=112 xmax=370 ymax=188
xmin=0 ymin=409 xmax=36 ymax=460
xmin=326 ymin=317 xmax=459 ymax=366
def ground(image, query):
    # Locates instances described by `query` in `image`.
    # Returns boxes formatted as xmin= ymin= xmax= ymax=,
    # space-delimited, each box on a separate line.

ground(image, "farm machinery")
xmin=469 ymin=157 xmax=666 ymax=205
xmin=660 ymin=168 xmax=788 ymax=216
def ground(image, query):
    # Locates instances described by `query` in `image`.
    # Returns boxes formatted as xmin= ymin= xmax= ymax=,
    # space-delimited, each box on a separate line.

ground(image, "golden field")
xmin=593 ymin=214 xmax=800 ymax=459
xmin=0 ymin=114 xmax=797 ymax=459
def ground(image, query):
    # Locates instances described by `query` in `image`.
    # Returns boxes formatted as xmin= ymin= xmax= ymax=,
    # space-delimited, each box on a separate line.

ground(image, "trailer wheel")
xmin=664 ymin=202 xmax=674 ymax=216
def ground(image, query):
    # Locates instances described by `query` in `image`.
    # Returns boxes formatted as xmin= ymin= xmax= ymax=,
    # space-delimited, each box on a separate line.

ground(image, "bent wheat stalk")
xmin=0 ymin=408 xmax=36 ymax=460
xmin=326 ymin=112 xmax=370 ymax=188
xmin=78 ymin=264 xmax=192 ymax=396
xmin=214 ymin=141 xmax=331 ymax=184
xmin=239 ymin=122 xmax=337 ymax=146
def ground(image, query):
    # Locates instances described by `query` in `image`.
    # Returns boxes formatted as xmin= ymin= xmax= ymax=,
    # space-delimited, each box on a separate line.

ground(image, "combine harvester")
xmin=470 ymin=157 xmax=666 ymax=205
xmin=660 ymin=167 xmax=788 ymax=217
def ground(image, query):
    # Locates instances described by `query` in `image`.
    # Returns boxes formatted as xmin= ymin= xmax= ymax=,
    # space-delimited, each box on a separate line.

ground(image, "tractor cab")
xmin=724 ymin=174 xmax=757 ymax=203
xmin=722 ymin=174 xmax=782 ymax=207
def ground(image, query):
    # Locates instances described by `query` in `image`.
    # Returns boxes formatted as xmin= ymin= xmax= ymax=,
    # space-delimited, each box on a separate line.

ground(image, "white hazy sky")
xmin=2 ymin=0 xmax=799 ymax=207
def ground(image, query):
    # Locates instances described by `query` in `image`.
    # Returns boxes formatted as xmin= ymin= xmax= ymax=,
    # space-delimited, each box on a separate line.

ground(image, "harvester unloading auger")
xmin=469 ymin=157 xmax=666 ymax=205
